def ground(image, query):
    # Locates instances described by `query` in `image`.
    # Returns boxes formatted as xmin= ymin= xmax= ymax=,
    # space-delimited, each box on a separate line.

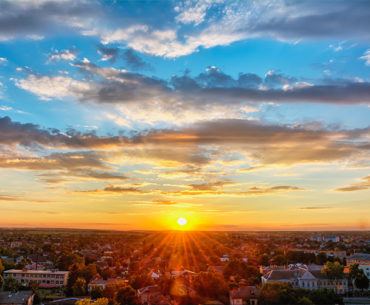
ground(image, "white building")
xmin=261 ymin=265 xmax=348 ymax=294
xmin=4 ymin=269 xmax=69 ymax=288
xmin=347 ymin=253 xmax=370 ymax=279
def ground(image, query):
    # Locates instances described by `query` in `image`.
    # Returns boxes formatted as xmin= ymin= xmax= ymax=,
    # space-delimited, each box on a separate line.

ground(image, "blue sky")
xmin=0 ymin=0 xmax=369 ymax=230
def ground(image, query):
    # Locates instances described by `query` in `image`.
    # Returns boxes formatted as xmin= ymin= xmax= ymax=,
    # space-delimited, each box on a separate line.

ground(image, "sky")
xmin=0 ymin=0 xmax=369 ymax=231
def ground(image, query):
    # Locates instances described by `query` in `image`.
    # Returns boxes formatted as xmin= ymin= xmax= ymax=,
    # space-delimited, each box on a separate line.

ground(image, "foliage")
xmin=3 ymin=275 xmax=20 ymax=291
xmin=76 ymin=298 xmax=109 ymax=305
xmin=194 ymin=271 xmax=229 ymax=304
xmin=72 ymin=277 xmax=87 ymax=296
xmin=115 ymin=285 xmax=140 ymax=305
xmin=90 ymin=285 xmax=104 ymax=299
xmin=354 ymin=273 xmax=369 ymax=290
xmin=259 ymin=282 xmax=343 ymax=305
xmin=223 ymin=259 xmax=260 ymax=285
xmin=321 ymin=261 xmax=344 ymax=279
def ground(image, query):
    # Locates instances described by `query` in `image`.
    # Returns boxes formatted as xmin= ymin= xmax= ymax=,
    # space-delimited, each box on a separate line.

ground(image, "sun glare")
xmin=177 ymin=217 xmax=187 ymax=226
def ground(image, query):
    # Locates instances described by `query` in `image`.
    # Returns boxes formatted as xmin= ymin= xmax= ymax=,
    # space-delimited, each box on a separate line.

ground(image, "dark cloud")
xmin=122 ymin=49 xmax=152 ymax=71
xmin=0 ymin=116 xmax=131 ymax=149
xmin=97 ymin=44 xmax=119 ymax=63
xmin=0 ymin=1 xmax=100 ymax=40
xmin=250 ymin=0 xmax=370 ymax=41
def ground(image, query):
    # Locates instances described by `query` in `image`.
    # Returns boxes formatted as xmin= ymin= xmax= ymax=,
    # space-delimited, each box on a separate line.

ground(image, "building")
xmin=310 ymin=234 xmax=324 ymax=242
xmin=229 ymin=286 xmax=259 ymax=305
xmin=3 ymin=269 xmax=69 ymax=288
xmin=87 ymin=276 xmax=128 ymax=292
xmin=261 ymin=265 xmax=348 ymax=294
xmin=324 ymin=235 xmax=340 ymax=243
xmin=0 ymin=291 xmax=34 ymax=305
xmin=346 ymin=253 xmax=370 ymax=279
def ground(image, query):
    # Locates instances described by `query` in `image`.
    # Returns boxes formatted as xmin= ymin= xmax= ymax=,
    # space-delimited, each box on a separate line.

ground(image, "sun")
xmin=177 ymin=217 xmax=187 ymax=226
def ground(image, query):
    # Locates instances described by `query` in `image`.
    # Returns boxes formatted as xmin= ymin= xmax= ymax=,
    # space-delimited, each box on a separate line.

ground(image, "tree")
xmin=0 ymin=259 xmax=4 ymax=274
xmin=297 ymin=297 xmax=314 ymax=305
xmin=315 ymin=252 xmax=327 ymax=265
xmin=115 ymin=285 xmax=140 ymax=305
xmin=321 ymin=261 xmax=344 ymax=279
xmin=72 ymin=277 xmax=87 ymax=296
xmin=3 ymin=276 xmax=20 ymax=292
xmin=355 ymin=273 xmax=369 ymax=291
xmin=0 ymin=274 xmax=3 ymax=289
xmin=76 ymin=298 xmax=108 ymax=305
xmin=259 ymin=282 xmax=297 ymax=305
xmin=194 ymin=271 xmax=229 ymax=304
xmin=90 ymin=285 xmax=103 ymax=299
xmin=81 ymin=264 xmax=98 ymax=283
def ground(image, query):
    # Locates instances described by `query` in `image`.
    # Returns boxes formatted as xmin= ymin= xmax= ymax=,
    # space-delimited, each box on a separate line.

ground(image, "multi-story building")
xmin=324 ymin=235 xmax=340 ymax=243
xmin=261 ymin=265 xmax=348 ymax=294
xmin=4 ymin=269 xmax=69 ymax=288
xmin=346 ymin=253 xmax=370 ymax=279
xmin=310 ymin=234 xmax=324 ymax=242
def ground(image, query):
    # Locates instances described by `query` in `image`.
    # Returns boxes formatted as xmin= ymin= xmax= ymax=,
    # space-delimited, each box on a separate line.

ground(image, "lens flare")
xmin=177 ymin=217 xmax=187 ymax=226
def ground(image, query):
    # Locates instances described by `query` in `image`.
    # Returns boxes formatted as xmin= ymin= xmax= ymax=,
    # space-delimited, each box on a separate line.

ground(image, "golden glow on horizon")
xmin=177 ymin=217 xmax=187 ymax=226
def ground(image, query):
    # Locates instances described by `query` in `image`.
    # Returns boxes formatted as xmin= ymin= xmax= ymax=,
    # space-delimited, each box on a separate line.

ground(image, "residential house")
xmin=229 ymin=286 xmax=259 ymax=305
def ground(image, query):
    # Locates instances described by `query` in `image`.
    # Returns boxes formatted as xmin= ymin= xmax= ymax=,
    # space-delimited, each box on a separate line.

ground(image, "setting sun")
xmin=177 ymin=217 xmax=187 ymax=226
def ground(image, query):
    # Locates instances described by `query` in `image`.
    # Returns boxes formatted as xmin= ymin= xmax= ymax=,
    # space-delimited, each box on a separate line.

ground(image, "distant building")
xmin=229 ymin=286 xmax=259 ymax=305
xmin=324 ymin=235 xmax=340 ymax=243
xmin=261 ymin=265 xmax=348 ymax=294
xmin=346 ymin=253 xmax=370 ymax=279
xmin=3 ymin=269 xmax=69 ymax=288
xmin=0 ymin=291 xmax=34 ymax=305
xmin=310 ymin=234 xmax=324 ymax=242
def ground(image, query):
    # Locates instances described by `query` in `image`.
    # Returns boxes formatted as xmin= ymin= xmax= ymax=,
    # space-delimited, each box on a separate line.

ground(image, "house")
xmin=261 ymin=265 xmax=348 ymax=294
xmin=87 ymin=275 xmax=128 ymax=292
xmin=346 ymin=253 xmax=370 ymax=280
xmin=229 ymin=286 xmax=259 ymax=305
xmin=0 ymin=291 xmax=34 ymax=305
xmin=137 ymin=285 xmax=170 ymax=305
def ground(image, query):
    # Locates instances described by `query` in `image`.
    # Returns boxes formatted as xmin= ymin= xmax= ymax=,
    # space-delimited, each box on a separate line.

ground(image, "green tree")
xmin=355 ymin=273 xmax=369 ymax=291
xmin=297 ymin=297 xmax=314 ymax=305
xmin=90 ymin=285 xmax=104 ymax=299
xmin=115 ymin=285 xmax=140 ymax=305
xmin=259 ymin=282 xmax=297 ymax=305
xmin=194 ymin=271 xmax=229 ymax=304
xmin=3 ymin=276 xmax=20 ymax=292
xmin=72 ymin=277 xmax=87 ymax=296
xmin=321 ymin=261 xmax=344 ymax=279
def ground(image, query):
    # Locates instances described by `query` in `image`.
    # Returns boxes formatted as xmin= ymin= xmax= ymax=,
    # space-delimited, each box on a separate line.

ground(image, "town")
xmin=0 ymin=229 xmax=369 ymax=305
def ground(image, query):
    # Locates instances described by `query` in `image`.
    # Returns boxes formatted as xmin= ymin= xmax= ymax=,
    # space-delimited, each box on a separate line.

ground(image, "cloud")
xmin=0 ymin=116 xmax=131 ymax=149
xmin=0 ymin=57 xmax=7 ymax=64
xmin=359 ymin=49 xmax=370 ymax=66
xmin=159 ymin=184 xmax=305 ymax=197
xmin=79 ymin=184 xmax=151 ymax=195
xmin=298 ymin=206 xmax=332 ymax=210
xmin=335 ymin=175 xmax=370 ymax=192
xmin=14 ymin=74 xmax=92 ymax=101
xmin=0 ymin=0 xmax=100 ymax=41
xmin=122 ymin=49 xmax=152 ymax=71
xmin=97 ymin=44 xmax=119 ymax=63
xmin=48 ymin=47 xmax=78 ymax=62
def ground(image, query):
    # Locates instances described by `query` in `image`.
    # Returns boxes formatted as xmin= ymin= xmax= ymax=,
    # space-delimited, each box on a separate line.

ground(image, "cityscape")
xmin=0 ymin=0 xmax=369 ymax=304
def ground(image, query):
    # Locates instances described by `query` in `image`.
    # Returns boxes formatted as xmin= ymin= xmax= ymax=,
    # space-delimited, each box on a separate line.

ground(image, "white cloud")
xmin=0 ymin=57 xmax=8 ymax=64
xmin=48 ymin=48 xmax=78 ymax=63
xmin=14 ymin=74 xmax=91 ymax=101
xmin=175 ymin=0 xmax=213 ymax=26
xmin=359 ymin=49 xmax=370 ymax=66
